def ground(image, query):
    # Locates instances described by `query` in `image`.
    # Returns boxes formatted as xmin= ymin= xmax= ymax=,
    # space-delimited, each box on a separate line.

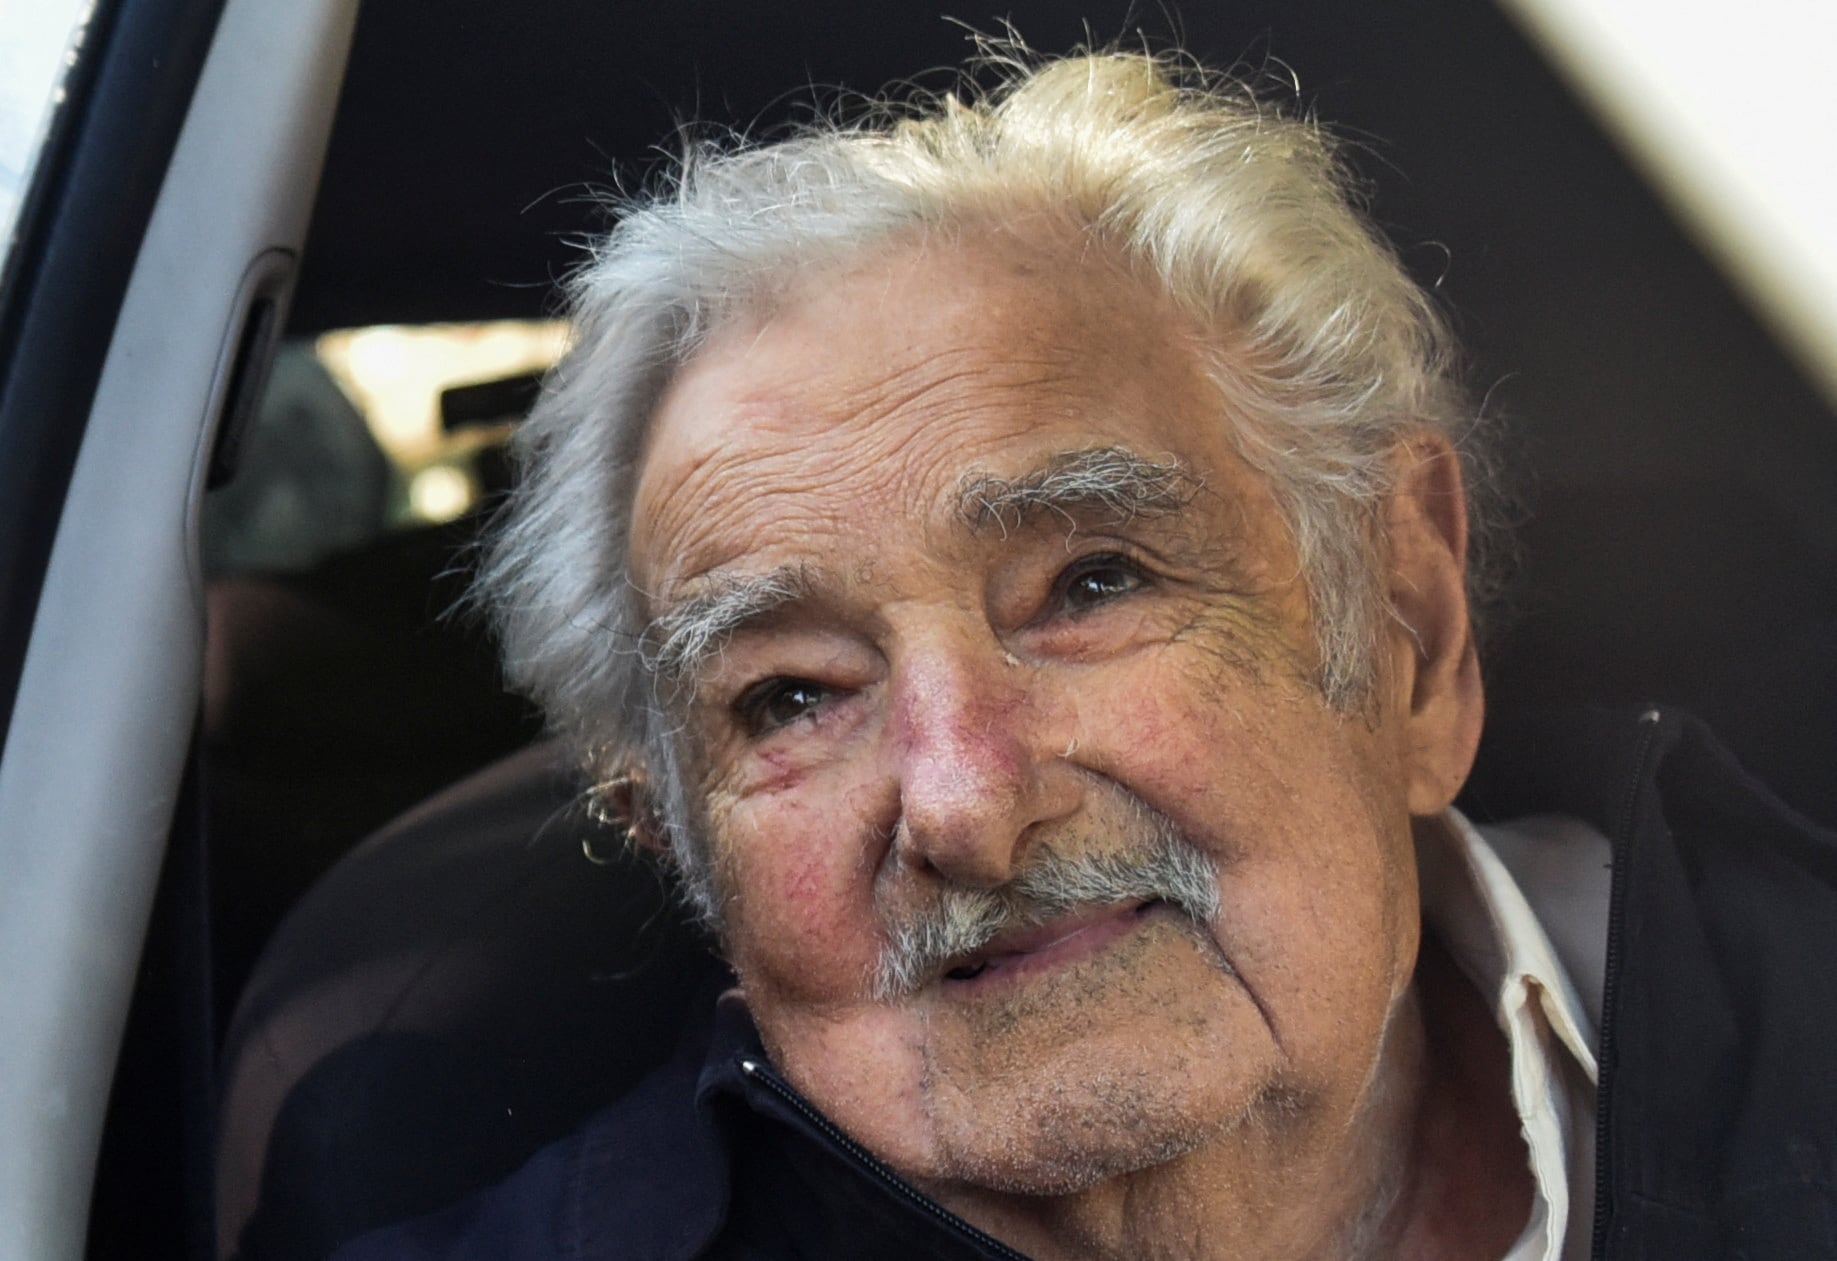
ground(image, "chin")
xmin=912 ymin=1029 xmax=1279 ymax=1202
xmin=931 ymin=1114 xmax=1223 ymax=1198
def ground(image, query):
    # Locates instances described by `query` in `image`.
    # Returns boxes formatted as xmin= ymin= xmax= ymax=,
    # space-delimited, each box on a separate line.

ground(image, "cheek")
xmin=712 ymin=779 xmax=887 ymax=1005
xmin=1072 ymin=656 xmax=1415 ymax=1048
xmin=1066 ymin=650 xmax=1289 ymax=819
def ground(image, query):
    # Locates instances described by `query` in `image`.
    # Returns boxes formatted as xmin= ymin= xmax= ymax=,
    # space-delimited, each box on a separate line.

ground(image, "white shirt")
xmin=1421 ymin=809 xmax=1613 ymax=1261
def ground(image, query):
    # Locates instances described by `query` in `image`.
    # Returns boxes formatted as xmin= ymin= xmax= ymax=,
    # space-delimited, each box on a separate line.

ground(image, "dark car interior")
xmin=79 ymin=2 xmax=1837 ymax=1258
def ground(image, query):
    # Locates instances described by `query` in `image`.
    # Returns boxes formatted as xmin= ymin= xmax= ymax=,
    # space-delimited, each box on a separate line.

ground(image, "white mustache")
xmin=873 ymin=815 xmax=1221 ymax=1001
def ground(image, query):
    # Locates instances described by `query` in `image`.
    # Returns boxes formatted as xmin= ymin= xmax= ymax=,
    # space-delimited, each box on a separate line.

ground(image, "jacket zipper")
xmin=737 ymin=1058 xmax=1034 ymax=1261
xmin=1591 ymin=707 xmax=1663 ymax=1261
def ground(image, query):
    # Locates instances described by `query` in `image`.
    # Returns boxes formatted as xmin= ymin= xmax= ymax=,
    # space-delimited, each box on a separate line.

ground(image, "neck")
xmin=930 ymin=934 xmax=1531 ymax=1260
xmin=1384 ymin=933 xmax=1536 ymax=1259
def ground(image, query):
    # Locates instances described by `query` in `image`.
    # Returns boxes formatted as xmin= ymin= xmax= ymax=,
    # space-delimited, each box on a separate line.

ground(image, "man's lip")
xmin=943 ymin=899 xmax=1155 ymax=986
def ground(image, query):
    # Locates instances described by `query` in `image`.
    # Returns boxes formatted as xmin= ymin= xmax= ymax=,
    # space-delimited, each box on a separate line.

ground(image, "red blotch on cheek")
xmin=740 ymin=833 xmax=883 ymax=1001
xmin=779 ymin=846 xmax=831 ymax=908
xmin=738 ymin=798 xmax=865 ymax=942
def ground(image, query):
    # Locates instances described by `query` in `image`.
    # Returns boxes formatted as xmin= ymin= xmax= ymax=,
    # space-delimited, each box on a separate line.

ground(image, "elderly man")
xmin=345 ymin=48 xmax=1836 ymax=1261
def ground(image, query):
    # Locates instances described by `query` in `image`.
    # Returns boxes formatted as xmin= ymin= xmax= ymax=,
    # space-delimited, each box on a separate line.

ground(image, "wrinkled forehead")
xmin=625 ymin=230 xmax=1240 ymax=604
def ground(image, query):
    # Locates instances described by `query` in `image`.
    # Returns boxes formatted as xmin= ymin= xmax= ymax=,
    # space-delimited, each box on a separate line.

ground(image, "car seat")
xmin=214 ymin=740 xmax=728 ymax=1261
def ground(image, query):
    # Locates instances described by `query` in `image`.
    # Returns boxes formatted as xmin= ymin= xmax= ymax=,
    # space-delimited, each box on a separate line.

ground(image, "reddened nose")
xmin=887 ymin=640 xmax=1075 ymax=888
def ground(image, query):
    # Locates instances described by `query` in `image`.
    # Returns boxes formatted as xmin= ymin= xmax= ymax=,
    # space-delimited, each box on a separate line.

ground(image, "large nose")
xmin=887 ymin=634 xmax=1075 ymax=888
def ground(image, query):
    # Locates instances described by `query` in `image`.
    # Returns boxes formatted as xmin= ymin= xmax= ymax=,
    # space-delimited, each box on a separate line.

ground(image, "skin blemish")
xmin=894 ymin=675 xmax=1026 ymax=773
xmin=779 ymin=845 xmax=832 ymax=909
xmin=753 ymin=746 xmax=811 ymax=795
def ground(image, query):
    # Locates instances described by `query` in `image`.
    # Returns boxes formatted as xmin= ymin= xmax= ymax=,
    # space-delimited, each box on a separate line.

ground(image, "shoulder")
xmin=333 ymin=1046 xmax=735 ymax=1261
xmin=330 ymin=1130 xmax=574 ymax=1261
xmin=1467 ymin=705 xmax=1837 ymax=1246
xmin=1466 ymin=704 xmax=1837 ymax=1000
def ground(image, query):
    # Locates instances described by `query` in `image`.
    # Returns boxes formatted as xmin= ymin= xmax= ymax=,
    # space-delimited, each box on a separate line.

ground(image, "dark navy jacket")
xmin=339 ymin=708 xmax=1837 ymax=1259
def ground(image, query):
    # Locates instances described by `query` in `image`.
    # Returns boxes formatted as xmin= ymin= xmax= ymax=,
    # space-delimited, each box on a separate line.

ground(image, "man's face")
xmin=628 ymin=230 xmax=1436 ymax=1201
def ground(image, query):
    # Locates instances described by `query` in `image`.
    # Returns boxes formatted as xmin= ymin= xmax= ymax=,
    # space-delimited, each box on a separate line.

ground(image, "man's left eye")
xmin=1054 ymin=554 xmax=1144 ymax=614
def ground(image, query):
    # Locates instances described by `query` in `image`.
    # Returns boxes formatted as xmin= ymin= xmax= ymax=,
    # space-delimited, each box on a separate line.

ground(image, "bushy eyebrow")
xmin=956 ymin=446 xmax=1201 ymax=537
xmin=645 ymin=448 xmax=1200 ymax=690
xmin=645 ymin=565 xmax=810 ymax=689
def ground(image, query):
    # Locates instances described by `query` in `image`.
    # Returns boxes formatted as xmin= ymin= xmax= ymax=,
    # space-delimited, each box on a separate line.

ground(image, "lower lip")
xmin=944 ymin=901 xmax=1164 ymax=991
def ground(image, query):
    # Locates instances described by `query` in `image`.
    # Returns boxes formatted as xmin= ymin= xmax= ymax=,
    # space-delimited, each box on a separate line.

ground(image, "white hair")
xmin=474 ymin=49 xmax=1501 ymax=925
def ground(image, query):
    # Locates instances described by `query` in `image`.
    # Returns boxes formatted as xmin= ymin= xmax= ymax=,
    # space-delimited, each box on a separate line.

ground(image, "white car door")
xmin=0 ymin=1 xmax=358 ymax=1256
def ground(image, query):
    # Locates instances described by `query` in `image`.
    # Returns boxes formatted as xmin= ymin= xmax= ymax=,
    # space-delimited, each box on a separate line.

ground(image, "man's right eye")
xmin=734 ymin=678 xmax=831 ymax=735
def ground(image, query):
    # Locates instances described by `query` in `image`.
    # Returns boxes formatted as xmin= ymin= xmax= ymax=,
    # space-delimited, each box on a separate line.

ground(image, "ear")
xmin=1381 ymin=434 xmax=1484 ymax=816
xmin=590 ymin=763 xmax=671 ymax=855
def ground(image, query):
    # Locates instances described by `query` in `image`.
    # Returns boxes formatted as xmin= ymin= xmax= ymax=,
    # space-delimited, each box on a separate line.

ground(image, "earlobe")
xmin=1382 ymin=435 xmax=1485 ymax=816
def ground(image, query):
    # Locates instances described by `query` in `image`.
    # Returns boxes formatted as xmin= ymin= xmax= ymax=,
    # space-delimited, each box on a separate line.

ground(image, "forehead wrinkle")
xmin=647 ymin=450 xmax=850 ymax=576
xmin=834 ymin=345 xmax=1088 ymax=420
xmin=638 ymin=287 xmax=1170 ymax=581
xmin=646 ymin=564 xmax=812 ymax=689
xmin=647 ymin=349 xmax=1070 ymax=550
xmin=956 ymin=445 xmax=1203 ymax=539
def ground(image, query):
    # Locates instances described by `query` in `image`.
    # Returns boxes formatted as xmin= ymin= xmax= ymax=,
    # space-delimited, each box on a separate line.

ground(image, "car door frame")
xmin=0 ymin=1 xmax=359 ymax=1255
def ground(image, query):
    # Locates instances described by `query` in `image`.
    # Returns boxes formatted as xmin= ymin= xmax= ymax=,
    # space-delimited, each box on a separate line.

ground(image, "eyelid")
xmin=1060 ymin=548 xmax=1150 ymax=586
xmin=705 ymin=624 xmax=876 ymax=718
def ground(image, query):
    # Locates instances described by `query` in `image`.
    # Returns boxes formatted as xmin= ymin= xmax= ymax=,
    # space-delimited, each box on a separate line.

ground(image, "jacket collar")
xmin=564 ymin=994 xmax=760 ymax=1260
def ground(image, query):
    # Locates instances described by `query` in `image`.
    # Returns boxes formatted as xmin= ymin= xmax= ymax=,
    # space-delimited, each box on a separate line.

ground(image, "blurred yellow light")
xmin=315 ymin=320 xmax=570 ymax=466
xmin=408 ymin=465 xmax=476 ymax=524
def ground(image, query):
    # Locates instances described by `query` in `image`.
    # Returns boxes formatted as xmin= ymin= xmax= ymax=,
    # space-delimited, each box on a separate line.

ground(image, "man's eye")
xmin=735 ymin=678 xmax=831 ymax=734
xmin=1055 ymin=555 xmax=1144 ymax=614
